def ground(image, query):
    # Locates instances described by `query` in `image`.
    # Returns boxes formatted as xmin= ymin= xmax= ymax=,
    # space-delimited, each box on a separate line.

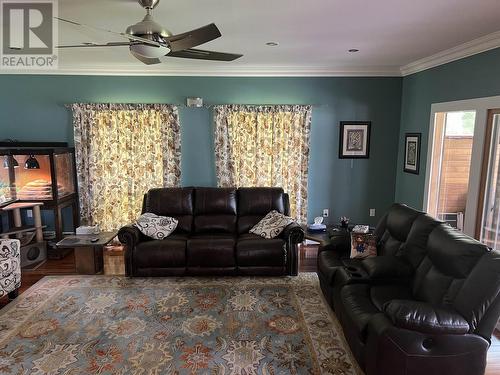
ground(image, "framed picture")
xmin=404 ymin=133 xmax=421 ymax=174
xmin=339 ymin=121 xmax=371 ymax=158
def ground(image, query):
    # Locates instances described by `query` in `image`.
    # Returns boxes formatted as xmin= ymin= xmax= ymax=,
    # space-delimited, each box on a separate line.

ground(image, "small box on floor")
xmin=103 ymin=245 xmax=125 ymax=275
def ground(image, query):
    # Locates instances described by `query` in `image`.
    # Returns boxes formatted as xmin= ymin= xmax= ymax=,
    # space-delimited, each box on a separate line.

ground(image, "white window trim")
xmin=424 ymin=95 xmax=500 ymax=237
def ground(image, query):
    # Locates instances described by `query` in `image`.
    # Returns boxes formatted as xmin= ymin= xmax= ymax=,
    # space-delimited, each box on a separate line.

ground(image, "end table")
xmin=56 ymin=231 xmax=117 ymax=274
xmin=301 ymin=225 xmax=349 ymax=246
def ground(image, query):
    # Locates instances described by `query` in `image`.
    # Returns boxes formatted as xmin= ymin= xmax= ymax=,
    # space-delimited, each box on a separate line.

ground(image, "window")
xmin=213 ymin=105 xmax=312 ymax=223
xmin=424 ymin=96 xmax=500 ymax=240
xmin=71 ymin=104 xmax=181 ymax=230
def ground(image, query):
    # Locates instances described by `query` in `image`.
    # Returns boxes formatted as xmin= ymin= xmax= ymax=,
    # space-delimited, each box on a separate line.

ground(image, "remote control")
xmin=90 ymin=237 xmax=99 ymax=243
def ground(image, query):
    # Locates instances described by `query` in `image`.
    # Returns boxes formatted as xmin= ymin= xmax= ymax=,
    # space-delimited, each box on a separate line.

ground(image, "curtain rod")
xmin=65 ymin=103 xmax=325 ymax=109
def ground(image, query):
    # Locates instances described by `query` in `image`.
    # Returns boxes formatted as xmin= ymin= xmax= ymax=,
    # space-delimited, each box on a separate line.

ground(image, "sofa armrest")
xmin=365 ymin=313 xmax=489 ymax=375
xmin=281 ymin=222 xmax=305 ymax=244
xmin=0 ymin=239 xmax=21 ymax=296
xmin=118 ymin=225 xmax=144 ymax=249
xmin=361 ymin=256 xmax=414 ymax=281
xmin=318 ymin=234 xmax=351 ymax=258
xmin=384 ymin=299 xmax=470 ymax=335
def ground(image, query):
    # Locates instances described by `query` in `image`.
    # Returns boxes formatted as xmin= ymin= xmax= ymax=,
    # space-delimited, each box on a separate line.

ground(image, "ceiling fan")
xmin=55 ymin=0 xmax=243 ymax=65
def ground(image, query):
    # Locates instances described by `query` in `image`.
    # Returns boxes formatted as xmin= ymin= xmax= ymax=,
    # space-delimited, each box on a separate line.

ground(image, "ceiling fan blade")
xmin=55 ymin=17 xmax=164 ymax=48
xmin=56 ymin=42 xmax=133 ymax=48
xmin=165 ymin=23 xmax=221 ymax=52
xmin=130 ymin=50 xmax=162 ymax=65
xmin=167 ymin=48 xmax=243 ymax=61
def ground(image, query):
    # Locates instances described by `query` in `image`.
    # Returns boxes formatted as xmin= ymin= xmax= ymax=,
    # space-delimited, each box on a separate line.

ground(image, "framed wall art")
xmin=404 ymin=132 xmax=421 ymax=174
xmin=339 ymin=121 xmax=371 ymax=159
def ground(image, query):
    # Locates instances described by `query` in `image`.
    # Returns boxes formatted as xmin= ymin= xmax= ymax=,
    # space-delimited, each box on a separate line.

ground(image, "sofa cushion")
xmin=194 ymin=187 xmax=237 ymax=215
xmin=426 ymin=224 xmax=488 ymax=279
xmin=238 ymin=233 xmax=263 ymax=241
xmin=341 ymin=284 xmax=380 ymax=341
xmin=375 ymin=204 xmax=424 ymax=256
xmin=399 ymin=213 xmax=441 ymax=268
xmin=249 ymin=210 xmax=293 ymax=239
xmin=453 ymin=251 xmax=500 ymax=336
xmin=318 ymin=251 xmax=345 ymax=285
xmin=384 ymin=300 xmax=470 ymax=335
xmin=194 ymin=188 xmax=237 ymax=234
xmin=361 ymin=256 xmax=414 ymax=280
xmin=236 ymin=237 xmax=285 ymax=267
xmin=412 ymin=224 xmax=490 ymax=306
xmin=135 ymin=239 xmax=186 ymax=268
xmin=187 ymin=236 xmax=236 ymax=267
xmin=135 ymin=213 xmax=178 ymax=240
xmin=144 ymin=188 xmax=194 ymax=233
xmin=370 ymin=284 xmax=413 ymax=311
xmin=194 ymin=215 xmax=237 ymax=234
xmin=237 ymin=188 xmax=286 ymax=233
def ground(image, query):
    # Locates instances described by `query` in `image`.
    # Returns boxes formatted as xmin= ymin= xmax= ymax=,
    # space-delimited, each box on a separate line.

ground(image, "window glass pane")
xmin=427 ymin=111 xmax=476 ymax=230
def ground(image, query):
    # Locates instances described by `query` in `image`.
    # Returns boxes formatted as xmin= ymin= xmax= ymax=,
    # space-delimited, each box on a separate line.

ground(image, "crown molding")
xmin=1 ymin=31 xmax=499 ymax=77
xmin=0 ymin=64 xmax=402 ymax=77
xmin=400 ymin=30 xmax=500 ymax=76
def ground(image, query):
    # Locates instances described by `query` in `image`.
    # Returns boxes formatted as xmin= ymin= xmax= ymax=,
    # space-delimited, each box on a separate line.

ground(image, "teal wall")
xmin=0 ymin=75 xmax=402 ymax=225
xmin=395 ymin=47 xmax=500 ymax=208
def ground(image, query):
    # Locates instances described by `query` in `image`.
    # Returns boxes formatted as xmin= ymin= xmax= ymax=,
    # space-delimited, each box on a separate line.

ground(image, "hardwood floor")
xmin=0 ymin=250 xmax=77 ymax=308
xmin=0 ymin=244 xmax=498 ymax=374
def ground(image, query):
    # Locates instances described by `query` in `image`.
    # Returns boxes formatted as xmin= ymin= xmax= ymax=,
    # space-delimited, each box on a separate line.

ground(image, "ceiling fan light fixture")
xmin=130 ymin=43 xmax=170 ymax=58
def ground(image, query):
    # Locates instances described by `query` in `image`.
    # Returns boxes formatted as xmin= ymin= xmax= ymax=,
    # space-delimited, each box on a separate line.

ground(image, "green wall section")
xmin=395 ymin=47 xmax=500 ymax=208
xmin=0 ymin=75 xmax=402 ymax=224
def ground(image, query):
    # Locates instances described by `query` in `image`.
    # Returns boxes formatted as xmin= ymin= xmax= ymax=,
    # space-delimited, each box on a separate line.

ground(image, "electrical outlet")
xmin=369 ymin=208 xmax=376 ymax=217
xmin=27 ymin=210 xmax=33 ymax=218
xmin=323 ymin=209 xmax=329 ymax=217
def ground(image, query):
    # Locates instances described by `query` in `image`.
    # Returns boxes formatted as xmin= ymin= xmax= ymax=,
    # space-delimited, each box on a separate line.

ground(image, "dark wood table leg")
xmin=8 ymin=289 xmax=19 ymax=300
xmin=74 ymin=246 xmax=103 ymax=274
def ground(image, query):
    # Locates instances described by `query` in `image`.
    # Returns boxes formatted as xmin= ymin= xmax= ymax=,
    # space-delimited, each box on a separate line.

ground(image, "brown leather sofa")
xmin=118 ymin=187 xmax=304 ymax=277
xmin=317 ymin=203 xmax=500 ymax=375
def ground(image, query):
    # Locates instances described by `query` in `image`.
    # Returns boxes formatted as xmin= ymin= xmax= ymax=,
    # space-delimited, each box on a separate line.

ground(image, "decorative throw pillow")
xmin=350 ymin=233 xmax=377 ymax=259
xmin=134 ymin=213 xmax=178 ymax=240
xmin=250 ymin=210 xmax=294 ymax=239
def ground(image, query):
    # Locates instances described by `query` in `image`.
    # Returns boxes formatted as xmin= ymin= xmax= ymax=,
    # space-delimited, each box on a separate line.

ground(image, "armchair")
xmin=0 ymin=239 xmax=21 ymax=299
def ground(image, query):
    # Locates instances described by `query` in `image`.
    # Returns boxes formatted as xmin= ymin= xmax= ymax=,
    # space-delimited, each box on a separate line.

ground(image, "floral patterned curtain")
xmin=71 ymin=103 xmax=181 ymax=230
xmin=214 ymin=105 xmax=312 ymax=223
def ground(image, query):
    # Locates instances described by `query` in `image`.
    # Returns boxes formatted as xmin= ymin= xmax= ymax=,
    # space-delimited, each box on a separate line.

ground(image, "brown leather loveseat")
xmin=118 ymin=187 xmax=304 ymax=277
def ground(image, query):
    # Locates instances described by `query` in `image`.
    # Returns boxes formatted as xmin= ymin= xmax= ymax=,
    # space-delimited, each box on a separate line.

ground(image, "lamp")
xmin=3 ymin=156 xmax=19 ymax=169
xmin=24 ymin=155 xmax=40 ymax=169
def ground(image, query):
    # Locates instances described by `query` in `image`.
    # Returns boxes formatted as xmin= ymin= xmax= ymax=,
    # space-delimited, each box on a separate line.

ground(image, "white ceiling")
xmin=22 ymin=0 xmax=500 ymax=75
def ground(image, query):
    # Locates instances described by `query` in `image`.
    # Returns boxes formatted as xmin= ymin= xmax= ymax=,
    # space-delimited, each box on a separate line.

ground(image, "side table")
xmin=56 ymin=231 xmax=117 ymax=274
xmin=301 ymin=225 xmax=350 ymax=246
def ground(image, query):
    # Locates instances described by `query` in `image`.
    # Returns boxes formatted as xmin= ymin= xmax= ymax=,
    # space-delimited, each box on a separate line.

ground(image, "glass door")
xmin=426 ymin=111 xmax=476 ymax=230
xmin=478 ymin=109 xmax=500 ymax=249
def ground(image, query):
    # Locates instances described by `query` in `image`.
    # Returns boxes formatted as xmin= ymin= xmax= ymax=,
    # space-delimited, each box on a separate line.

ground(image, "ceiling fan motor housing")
xmin=138 ymin=0 xmax=160 ymax=10
xmin=126 ymin=14 xmax=172 ymax=38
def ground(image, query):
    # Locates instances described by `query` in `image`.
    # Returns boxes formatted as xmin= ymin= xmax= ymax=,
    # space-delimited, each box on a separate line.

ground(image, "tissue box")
xmin=76 ymin=225 xmax=100 ymax=235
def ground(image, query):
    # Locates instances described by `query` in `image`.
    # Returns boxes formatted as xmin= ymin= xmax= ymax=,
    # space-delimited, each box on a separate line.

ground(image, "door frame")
xmin=475 ymin=109 xmax=500 ymax=239
xmin=424 ymin=95 xmax=500 ymax=238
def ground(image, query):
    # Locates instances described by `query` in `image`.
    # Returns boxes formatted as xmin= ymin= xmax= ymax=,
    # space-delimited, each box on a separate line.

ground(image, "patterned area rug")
xmin=0 ymin=273 xmax=362 ymax=374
